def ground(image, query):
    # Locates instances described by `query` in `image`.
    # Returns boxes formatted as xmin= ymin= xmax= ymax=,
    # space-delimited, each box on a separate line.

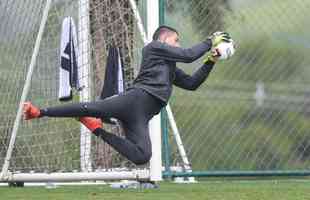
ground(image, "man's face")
xmin=162 ymin=32 xmax=180 ymax=47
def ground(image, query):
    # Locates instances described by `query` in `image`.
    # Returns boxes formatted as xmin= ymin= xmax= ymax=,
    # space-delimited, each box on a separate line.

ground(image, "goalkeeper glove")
xmin=208 ymin=31 xmax=231 ymax=48
xmin=203 ymin=49 xmax=220 ymax=63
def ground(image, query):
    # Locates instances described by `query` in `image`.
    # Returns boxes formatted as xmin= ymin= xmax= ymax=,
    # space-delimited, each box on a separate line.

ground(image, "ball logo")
xmin=225 ymin=48 xmax=232 ymax=58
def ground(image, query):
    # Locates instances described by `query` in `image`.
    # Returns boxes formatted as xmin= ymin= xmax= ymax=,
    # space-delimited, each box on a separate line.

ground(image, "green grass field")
xmin=1 ymin=179 xmax=310 ymax=200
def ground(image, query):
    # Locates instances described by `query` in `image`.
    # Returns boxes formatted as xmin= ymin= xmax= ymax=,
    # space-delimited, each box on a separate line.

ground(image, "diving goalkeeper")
xmin=23 ymin=26 xmax=231 ymax=165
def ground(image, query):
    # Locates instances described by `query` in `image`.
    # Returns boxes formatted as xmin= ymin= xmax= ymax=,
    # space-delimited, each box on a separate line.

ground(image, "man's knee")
xmin=81 ymin=103 xmax=102 ymax=117
xmin=81 ymin=104 xmax=90 ymax=114
xmin=132 ymin=151 xmax=152 ymax=165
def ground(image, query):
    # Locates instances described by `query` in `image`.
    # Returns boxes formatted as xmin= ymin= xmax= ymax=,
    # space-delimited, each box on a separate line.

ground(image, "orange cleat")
xmin=23 ymin=102 xmax=41 ymax=120
xmin=79 ymin=117 xmax=103 ymax=132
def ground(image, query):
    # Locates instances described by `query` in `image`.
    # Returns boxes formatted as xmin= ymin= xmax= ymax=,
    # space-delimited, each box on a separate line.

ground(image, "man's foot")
xmin=79 ymin=117 xmax=103 ymax=132
xmin=23 ymin=102 xmax=41 ymax=120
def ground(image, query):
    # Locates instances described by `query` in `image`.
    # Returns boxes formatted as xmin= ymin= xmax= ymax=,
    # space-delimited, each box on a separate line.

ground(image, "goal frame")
xmin=0 ymin=0 xmax=194 ymax=183
xmin=0 ymin=0 xmax=161 ymax=183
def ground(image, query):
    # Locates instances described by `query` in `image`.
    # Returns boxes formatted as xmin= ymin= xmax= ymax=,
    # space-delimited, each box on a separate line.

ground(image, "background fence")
xmin=1 ymin=0 xmax=310 ymax=177
xmin=164 ymin=0 xmax=310 ymax=173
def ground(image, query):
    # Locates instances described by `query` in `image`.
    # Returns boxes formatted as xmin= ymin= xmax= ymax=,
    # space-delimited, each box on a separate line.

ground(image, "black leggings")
xmin=40 ymin=88 xmax=163 ymax=165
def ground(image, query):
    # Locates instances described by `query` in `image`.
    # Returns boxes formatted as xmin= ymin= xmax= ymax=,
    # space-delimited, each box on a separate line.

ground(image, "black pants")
xmin=41 ymin=88 xmax=163 ymax=165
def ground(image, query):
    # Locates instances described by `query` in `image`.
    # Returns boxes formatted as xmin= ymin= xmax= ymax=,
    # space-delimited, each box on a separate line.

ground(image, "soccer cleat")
xmin=79 ymin=117 xmax=103 ymax=132
xmin=23 ymin=102 xmax=41 ymax=120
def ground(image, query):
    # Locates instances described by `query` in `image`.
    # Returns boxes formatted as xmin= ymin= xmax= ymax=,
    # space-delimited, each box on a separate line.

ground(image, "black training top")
xmin=132 ymin=39 xmax=214 ymax=105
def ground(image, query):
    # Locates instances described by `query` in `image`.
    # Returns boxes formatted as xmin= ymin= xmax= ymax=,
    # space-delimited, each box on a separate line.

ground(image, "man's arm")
xmin=173 ymin=60 xmax=215 ymax=90
xmin=148 ymin=40 xmax=212 ymax=63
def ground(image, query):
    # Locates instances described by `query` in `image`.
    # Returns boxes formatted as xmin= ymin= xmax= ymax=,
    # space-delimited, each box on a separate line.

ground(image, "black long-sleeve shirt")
xmin=132 ymin=39 xmax=214 ymax=105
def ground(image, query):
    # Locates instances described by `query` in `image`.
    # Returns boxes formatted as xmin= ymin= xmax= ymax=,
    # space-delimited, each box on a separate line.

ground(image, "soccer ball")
xmin=214 ymin=40 xmax=235 ymax=60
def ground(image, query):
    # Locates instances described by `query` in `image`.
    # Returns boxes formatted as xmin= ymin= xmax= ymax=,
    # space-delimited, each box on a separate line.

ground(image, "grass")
xmin=1 ymin=179 xmax=310 ymax=200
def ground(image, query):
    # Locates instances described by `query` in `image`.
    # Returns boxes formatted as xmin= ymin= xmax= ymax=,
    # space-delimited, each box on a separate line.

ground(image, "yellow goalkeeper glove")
xmin=203 ymin=49 xmax=220 ymax=63
xmin=208 ymin=31 xmax=231 ymax=48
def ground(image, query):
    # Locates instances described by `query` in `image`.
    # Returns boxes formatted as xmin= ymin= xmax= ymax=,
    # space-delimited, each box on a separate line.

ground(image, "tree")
xmin=89 ymin=0 xmax=136 ymax=168
xmin=167 ymin=0 xmax=230 ymax=36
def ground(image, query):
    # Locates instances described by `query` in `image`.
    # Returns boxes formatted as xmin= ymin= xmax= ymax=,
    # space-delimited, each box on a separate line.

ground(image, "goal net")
xmin=0 ymin=0 xmax=150 ymax=182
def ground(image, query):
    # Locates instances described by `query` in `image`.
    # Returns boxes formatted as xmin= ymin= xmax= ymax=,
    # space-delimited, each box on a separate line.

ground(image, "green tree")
xmin=89 ymin=0 xmax=136 ymax=168
xmin=167 ymin=0 xmax=230 ymax=36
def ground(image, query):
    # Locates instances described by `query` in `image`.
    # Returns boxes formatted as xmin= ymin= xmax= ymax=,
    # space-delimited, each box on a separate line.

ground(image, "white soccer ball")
xmin=215 ymin=40 xmax=235 ymax=60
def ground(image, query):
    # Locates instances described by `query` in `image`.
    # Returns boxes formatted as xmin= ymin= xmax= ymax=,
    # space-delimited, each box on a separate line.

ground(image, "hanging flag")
xmin=100 ymin=47 xmax=125 ymax=124
xmin=58 ymin=16 xmax=79 ymax=101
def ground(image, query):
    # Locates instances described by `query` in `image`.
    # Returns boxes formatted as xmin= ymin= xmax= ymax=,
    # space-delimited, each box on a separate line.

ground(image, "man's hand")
xmin=208 ymin=31 xmax=231 ymax=48
xmin=204 ymin=31 xmax=232 ymax=63
xmin=203 ymin=49 xmax=220 ymax=63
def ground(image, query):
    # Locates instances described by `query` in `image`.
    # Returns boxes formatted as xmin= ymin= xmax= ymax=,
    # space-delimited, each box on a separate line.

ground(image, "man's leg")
xmin=23 ymin=92 xmax=135 ymax=121
xmin=24 ymin=88 xmax=155 ymax=165
xmin=92 ymin=120 xmax=152 ymax=165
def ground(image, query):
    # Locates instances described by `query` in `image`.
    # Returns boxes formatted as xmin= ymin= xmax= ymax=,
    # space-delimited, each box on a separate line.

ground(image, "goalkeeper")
xmin=23 ymin=26 xmax=231 ymax=165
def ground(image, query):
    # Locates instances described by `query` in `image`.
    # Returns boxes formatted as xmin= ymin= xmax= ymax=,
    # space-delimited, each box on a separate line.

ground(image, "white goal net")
xmin=0 ymin=0 xmax=153 ymax=182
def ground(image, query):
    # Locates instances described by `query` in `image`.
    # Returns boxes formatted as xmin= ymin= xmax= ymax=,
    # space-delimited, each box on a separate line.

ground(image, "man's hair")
xmin=152 ymin=25 xmax=178 ymax=41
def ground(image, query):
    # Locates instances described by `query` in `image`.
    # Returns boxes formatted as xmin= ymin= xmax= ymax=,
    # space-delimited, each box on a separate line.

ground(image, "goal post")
xmin=146 ymin=0 xmax=162 ymax=182
xmin=78 ymin=0 xmax=92 ymax=173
